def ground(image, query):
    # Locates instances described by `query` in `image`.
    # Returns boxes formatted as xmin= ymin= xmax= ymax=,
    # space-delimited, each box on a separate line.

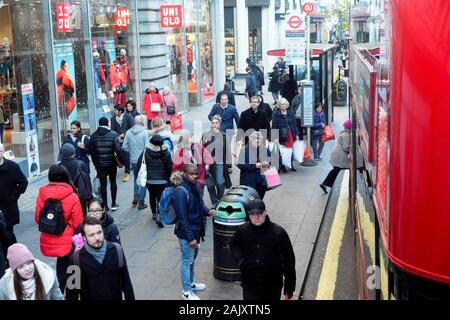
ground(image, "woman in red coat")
xmin=173 ymin=130 xmax=213 ymax=197
xmin=142 ymin=83 xmax=163 ymax=128
xmin=35 ymin=164 xmax=83 ymax=293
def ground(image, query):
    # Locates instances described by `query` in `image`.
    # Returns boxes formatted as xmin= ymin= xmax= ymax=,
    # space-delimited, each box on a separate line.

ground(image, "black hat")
xmin=150 ymin=134 xmax=163 ymax=146
xmin=60 ymin=143 xmax=75 ymax=158
xmin=248 ymin=199 xmax=266 ymax=215
xmin=98 ymin=117 xmax=109 ymax=126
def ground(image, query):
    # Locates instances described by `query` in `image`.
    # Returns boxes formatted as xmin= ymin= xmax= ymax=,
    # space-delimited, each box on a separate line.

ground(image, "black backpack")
xmin=38 ymin=199 xmax=66 ymax=235
xmin=73 ymin=162 xmax=92 ymax=201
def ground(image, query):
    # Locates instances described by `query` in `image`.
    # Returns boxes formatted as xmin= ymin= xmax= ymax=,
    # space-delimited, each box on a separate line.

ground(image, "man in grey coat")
xmin=123 ymin=115 xmax=149 ymax=209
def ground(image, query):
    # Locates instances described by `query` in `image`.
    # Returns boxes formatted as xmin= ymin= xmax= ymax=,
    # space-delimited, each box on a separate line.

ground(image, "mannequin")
xmin=109 ymin=62 xmax=126 ymax=107
xmin=92 ymin=51 xmax=106 ymax=98
xmin=117 ymin=48 xmax=131 ymax=89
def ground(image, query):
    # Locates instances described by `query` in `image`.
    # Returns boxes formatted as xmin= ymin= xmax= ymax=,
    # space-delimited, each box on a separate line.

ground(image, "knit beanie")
xmin=7 ymin=243 xmax=35 ymax=272
xmin=343 ymin=119 xmax=352 ymax=130
xmin=150 ymin=134 xmax=163 ymax=146
xmin=60 ymin=143 xmax=75 ymax=158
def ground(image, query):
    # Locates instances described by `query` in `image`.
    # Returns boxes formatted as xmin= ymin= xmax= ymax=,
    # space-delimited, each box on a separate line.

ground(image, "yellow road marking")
xmin=316 ymin=171 xmax=349 ymax=300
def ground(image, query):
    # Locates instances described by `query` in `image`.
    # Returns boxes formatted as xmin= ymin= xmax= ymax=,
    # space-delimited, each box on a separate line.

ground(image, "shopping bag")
xmin=137 ymin=152 xmax=147 ymax=188
xmin=304 ymin=147 xmax=311 ymax=161
xmin=279 ymin=145 xmax=293 ymax=169
xmin=321 ymin=124 xmax=336 ymax=143
xmin=292 ymin=140 xmax=305 ymax=163
xmin=170 ymin=114 xmax=183 ymax=131
xmin=263 ymin=167 xmax=282 ymax=190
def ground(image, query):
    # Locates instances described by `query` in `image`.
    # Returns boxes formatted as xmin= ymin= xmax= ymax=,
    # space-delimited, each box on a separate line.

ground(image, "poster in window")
xmin=53 ymin=40 xmax=77 ymax=122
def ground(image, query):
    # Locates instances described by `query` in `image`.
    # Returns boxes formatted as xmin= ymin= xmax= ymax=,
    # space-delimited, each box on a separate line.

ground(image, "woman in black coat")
xmin=60 ymin=120 xmax=91 ymax=173
xmin=280 ymin=74 xmax=298 ymax=106
xmin=272 ymin=98 xmax=300 ymax=173
xmin=268 ymin=67 xmax=282 ymax=105
xmin=137 ymin=134 xmax=173 ymax=228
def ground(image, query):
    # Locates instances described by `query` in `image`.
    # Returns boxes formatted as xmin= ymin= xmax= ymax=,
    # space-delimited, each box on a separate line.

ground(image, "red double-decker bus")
xmin=349 ymin=0 xmax=450 ymax=299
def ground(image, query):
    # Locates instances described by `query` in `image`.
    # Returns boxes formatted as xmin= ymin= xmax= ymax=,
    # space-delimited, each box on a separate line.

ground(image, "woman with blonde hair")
xmin=173 ymin=130 xmax=213 ymax=197
xmin=149 ymin=116 xmax=174 ymax=154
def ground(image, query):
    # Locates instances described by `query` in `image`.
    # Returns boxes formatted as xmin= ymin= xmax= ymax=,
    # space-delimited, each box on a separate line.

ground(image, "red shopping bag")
xmin=321 ymin=125 xmax=335 ymax=143
xmin=170 ymin=114 xmax=183 ymax=132
xmin=304 ymin=147 xmax=311 ymax=161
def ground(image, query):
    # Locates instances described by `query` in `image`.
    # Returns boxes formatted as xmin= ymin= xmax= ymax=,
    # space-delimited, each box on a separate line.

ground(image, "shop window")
xmin=89 ymin=0 xmax=139 ymax=122
xmin=0 ymin=1 xmax=56 ymax=176
xmin=224 ymin=7 xmax=235 ymax=77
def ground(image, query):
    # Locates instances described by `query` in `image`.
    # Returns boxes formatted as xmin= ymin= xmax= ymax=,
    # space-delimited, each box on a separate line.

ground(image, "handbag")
xmin=150 ymin=94 xmax=161 ymax=112
xmin=263 ymin=166 xmax=282 ymax=190
xmin=321 ymin=124 xmax=336 ymax=143
xmin=137 ymin=151 xmax=147 ymax=188
xmin=163 ymin=96 xmax=176 ymax=115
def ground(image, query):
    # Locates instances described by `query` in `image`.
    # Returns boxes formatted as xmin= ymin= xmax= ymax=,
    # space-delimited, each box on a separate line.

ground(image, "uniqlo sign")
xmin=115 ymin=7 xmax=130 ymax=29
xmin=56 ymin=2 xmax=71 ymax=32
xmin=160 ymin=5 xmax=183 ymax=28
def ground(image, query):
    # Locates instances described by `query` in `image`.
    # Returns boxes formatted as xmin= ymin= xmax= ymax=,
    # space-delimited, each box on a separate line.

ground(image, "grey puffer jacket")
xmin=123 ymin=124 xmax=149 ymax=164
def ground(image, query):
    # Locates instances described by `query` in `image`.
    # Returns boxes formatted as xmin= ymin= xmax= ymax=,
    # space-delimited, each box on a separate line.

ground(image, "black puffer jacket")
xmin=90 ymin=127 xmax=122 ymax=168
xmin=229 ymin=216 xmax=296 ymax=295
xmin=136 ymin=143 xmax=172 ymax=182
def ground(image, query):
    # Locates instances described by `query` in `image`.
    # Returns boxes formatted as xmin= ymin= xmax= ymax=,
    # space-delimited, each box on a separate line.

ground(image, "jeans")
xmin=271 ymin=91 xmax=279 ymax=104
xmin=96 ymin=166 xmax=118 ymax=207
xmin=205 ymin=164 xmax=225 ymax=206
xmin=122 ymin=150 xmax=131 ymax=174
xmin=311 ymin=134 xmax=324 ymax=159
xmin=242 ymin=283 xmax=283 ymax=300
xmin=131 ymin=163 xmax=147 ymax=203
xmin=179 ymin=238 xmax=199 ymax=292
xmin=146 ymin=183 xmax=167 ymax=214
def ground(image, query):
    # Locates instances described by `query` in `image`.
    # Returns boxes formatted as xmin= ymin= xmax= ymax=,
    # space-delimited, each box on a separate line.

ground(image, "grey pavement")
xmin=14 ymin=77 xmax=348 ymax=300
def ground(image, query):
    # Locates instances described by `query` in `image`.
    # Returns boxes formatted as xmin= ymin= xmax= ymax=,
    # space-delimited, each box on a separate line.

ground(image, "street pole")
xmin=306 ymin=13 xmax=311 ymax=152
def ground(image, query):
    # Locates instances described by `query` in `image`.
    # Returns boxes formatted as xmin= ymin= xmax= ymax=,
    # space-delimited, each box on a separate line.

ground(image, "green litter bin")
xmin=213 ymin=185 xmax=261 ymax=281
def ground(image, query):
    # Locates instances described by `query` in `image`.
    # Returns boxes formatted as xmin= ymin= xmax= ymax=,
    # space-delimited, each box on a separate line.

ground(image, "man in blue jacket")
xmin=208 ymin=94 xmax=240 ymax=134
xmin=172 ymin=165 xmax=215 ymax=300
xmin=245 ymin=67 xmax=257 ymax=101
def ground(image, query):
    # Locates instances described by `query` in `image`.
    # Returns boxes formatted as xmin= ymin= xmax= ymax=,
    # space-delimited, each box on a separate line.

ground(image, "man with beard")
xmin=65 ymin=217 xmax=134 ymax=300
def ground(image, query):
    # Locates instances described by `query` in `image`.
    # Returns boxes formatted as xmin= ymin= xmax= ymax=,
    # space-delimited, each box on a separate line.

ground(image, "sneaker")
xmin=191 ymin=282 xmax=206 ymax=291
xmin=111 ymin=203 xmax=120 ymax=211
xmin=138 ymin=203 xmax=148 ymax=210
xmin=319 ymin=184 xmax=328 ymax=194
xmin=152 ymin=212 xmax=157 ymax=220
xmin=155 ymin=219 xmax=164 ymax=228
xmin=132 ymin=197 xmax=138 ymax=207
xmin=122 ymin=173 xmax=130 ymax=182
xmin=181 ymin=290 xmax=200 ymax=300
xmin=317 ymin=157 xmax=323 ymax=161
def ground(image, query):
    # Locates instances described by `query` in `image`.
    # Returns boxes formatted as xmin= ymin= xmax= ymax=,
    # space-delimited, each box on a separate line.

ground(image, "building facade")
xmin=0 ymin=0 xmax=224 ymax=178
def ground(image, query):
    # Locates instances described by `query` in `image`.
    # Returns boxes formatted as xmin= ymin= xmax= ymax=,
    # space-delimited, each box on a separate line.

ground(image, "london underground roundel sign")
xmin=303 ymin=2 xmax=315 ymax=15
xmin=287 ymin=15 xmax=303 ymax=29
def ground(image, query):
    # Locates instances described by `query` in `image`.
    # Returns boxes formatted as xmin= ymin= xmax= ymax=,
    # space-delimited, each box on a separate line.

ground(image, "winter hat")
xmin=99 ymin=117 xmax=109 ymax=127
xmin=343 ymin=119 xmax=352 ymax=130
xmin=150 ymin=134 xmax=163 ymax=146
xmin=120 ymin=49 xmax=126 ymax=56
xmin=61 ymin=143 xmax=75 ymax=158
xmin=7 ymin=243 xmax=35 ymax=272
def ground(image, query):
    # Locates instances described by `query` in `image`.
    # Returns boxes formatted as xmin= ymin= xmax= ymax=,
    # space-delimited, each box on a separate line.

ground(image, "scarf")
xmin=22 ymin=278 xmax=36 ymax=300
xmin=116 ymin=113 xmax=124 ymax=126
xmin=84 ymin=240 xmax=107 ymax=264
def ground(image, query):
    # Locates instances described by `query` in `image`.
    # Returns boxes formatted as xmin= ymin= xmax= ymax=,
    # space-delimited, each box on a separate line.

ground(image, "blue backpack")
xmin=159 ymin=186 xmax=189 ymax=225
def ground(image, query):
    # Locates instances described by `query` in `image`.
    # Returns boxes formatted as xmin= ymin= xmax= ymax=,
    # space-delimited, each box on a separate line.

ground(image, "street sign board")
xmin=284 ymin=12 xmax=306 ymax=66
xmin=160 ymin=5 xmax=183 ymax=28
xmin=275 ymin=13 xmax=286 ymax=20
xmin=303 ymin=2 xmax=315 ymax=15
xmin=300 ymin=80 xmax=315 ymax=127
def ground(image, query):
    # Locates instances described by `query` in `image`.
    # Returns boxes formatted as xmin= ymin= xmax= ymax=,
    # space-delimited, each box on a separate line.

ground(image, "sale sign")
xmin=115 ymin=7 xmax=130 ymax=29
xmin=56 ymin=2 xmax=71 ymax=32
xmin=160 ymin=5 xmax=183 ymax=28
